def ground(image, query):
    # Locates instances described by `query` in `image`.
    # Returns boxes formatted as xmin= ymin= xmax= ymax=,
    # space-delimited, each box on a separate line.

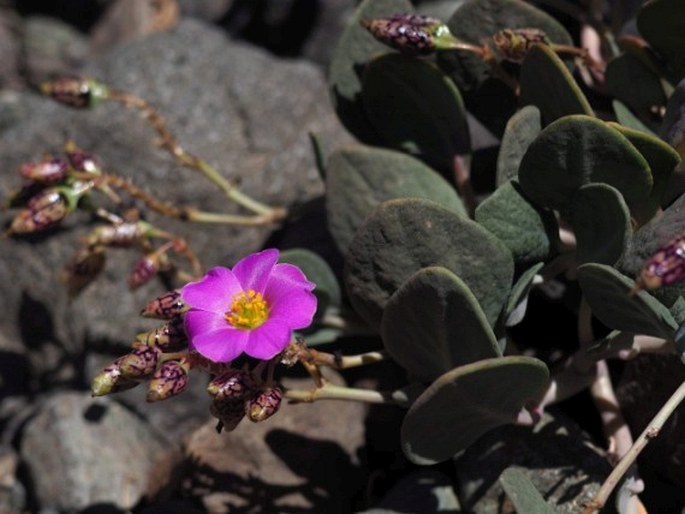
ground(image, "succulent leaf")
xmin=637 ymin=0 xmax=685 ymax=84
xmin=326 ymin=145 xmax=466 ymax=253
xmin=496 ymin=105 xmax=542 ymax=186
xmin=503 ymin=262 xmax=544 ymax=327
xmin=577 ymin=263 xmax=677 ymax=340
xmin=400 ymin=356 xmax=549 ymax=465
xmin=570 ymin=183 xmax=631 ymax=266
xmin=361 ymin=53 xmax=471 ymax=171
xmin=519 ymin=44 xmax=593 ymax=126
xmin=499 ymin=468 xmax=555 ymax=514
xmin=381 ymin=266 xmax=501 ymax=382
xmin=345 ymin=198 xmax=514 ymax=331
xmin=613 ymin=100 xmax=656 ymax=135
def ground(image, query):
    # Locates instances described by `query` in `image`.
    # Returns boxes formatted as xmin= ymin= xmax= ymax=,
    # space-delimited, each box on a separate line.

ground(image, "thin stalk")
xmin=308 ymin=349 xmax=388 ymax=370
xmin=583 ymin=379 xmax=685 ymax=513
xmin=284 ymin=383 xmax=395 ymax=404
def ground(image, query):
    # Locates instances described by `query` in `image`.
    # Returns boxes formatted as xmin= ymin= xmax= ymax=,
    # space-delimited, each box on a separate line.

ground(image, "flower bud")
xmin=146 ymin=358 xmax=190 ymax=402
xmin=246 ymin=386 xmax=283 ymax=422
xmin=119 ymin=346 xmax=162 ymax=380
xmin=20 ymin=157 xmax=69 ymax=184
xmin=84 ymin=221 xmax=152 ymax=248
xmin=140 ymin=290 xmax=187 ymax=319
xmin=491 ymin=28 xmax=550 ymax=63
xmin=136 ymin=315 xmax=187 ymax=351
xmin=637 ymin=234 xmax=685 ymax=290
xmin=91 ymin=360 xmax=139 ymax=396
xmin=8 ymin=188 xmax=70 ymax=234
xmin=64 ymin=141 xmax=101 ymax=174
xmin=210 ymin=397 xmax=246 ymax=433
xmin=128 ymin=251 xmax=165 ymax=290
xmin=61 ymin=245 xmax=106 ymax=297
xmin=361 ymin=14 xmax=457 ymax=55
xmin=41 ymin=77 xmax=110 ymax=109
xmin=207 ymin=369 xmax=256 ymax=400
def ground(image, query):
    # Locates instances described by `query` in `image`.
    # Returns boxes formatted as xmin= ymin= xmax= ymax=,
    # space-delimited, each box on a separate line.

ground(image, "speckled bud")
xmin=638 ymin=234 xmax=685 ymax=290
xmin=140 ymin=290 xmax=187 ymax=319
xmin=136 ymin=315 xmax=187 ymax=351
xmin=128 ymin=253 xmax=160 ymax=290
xmin=491 ymin=28 xmax=550 ymax=63
xmin=84 ymin=221 xmax=151 ymax=248
xmin=210 ymin=397 xmax=246 ymax=433
xmin=146 ymin=358 xmax=190 ymax=402
xmin=64 ymin=141 xmax=101 ymax=174
xmin=246 ymin=386 xmax=283 ymax=422
xmin=119 ymin=346 xmax=162 ymax=380
xmin=41 ymin=77 xmax=110 ymax=109
xmin=62 ymin=245 xmax=106 ymax=297
xmin=91 ymin=359 xmax=139 ymax=396
xmin=20 ymin=157 xmax=69 ymax=184
xmin=207 ymin=369 xmax=256 ymax=400
xmin=361 ymin=14 xmax=455 ymax=55
xmin=9 ymin=188 xmax=69 ymax=234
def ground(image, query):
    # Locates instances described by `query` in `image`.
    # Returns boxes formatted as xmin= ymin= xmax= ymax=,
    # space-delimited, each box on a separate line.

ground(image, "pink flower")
xmin=181 ymin=249 xmax=317 ymax=362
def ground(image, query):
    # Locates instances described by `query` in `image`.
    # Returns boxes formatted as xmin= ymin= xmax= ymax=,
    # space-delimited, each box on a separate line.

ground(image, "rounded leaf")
xmin=504 ymin=262 xmax=544 ymax=327
xmin=381 ymin=267 xmax=501 ymax=382
xmin=345 ymin=198 xmax=514 ymax=330
xmin=518 ymin=115 xmax=652 ymax=221
xmin=361 ymin=53 xmax=470 ymax=170
xmin=637 ymin=0 xmax=685 ymax=83
xmin=570 ymin=183 xmax=631 ymax=265
xmin=496 ymin=105 xmax=542 ymax=186
xmin=577 ymin=263 xmax=677 ymax=340
xmin=401 ymin=356 xmax=550 ymax=465
xmin=328 ymin=0 xmax=414 ymax=142
xmin=326 ymin=145 xmax=466 ymax=253
xmin=475 ymin=181 xmax=557 ymax=267
xmin=519 ymin=44 xmax=593 ymax=125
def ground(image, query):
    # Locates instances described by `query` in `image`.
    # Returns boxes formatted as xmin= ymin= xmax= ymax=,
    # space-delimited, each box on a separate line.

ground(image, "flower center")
xmin=225 ymin=289 xmax=269 ymax=330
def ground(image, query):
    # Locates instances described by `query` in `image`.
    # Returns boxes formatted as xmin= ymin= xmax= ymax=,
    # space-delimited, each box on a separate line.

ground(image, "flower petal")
xmin=232 ymin=248 xmax=279 ymax=293
xmin=181 ymin=267 xmax=241 ymax=313
xmin=243 ymin=320 xmax=292 ymax=360
xmin=264 ymin=263 xmax=317 ymax=328
xmin=185 ymin=310 xmax=249 ymax=362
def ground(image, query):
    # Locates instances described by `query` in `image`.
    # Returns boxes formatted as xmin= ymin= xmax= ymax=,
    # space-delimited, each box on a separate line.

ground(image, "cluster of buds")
xmin=90 ymin=288 xmax=285 ymax=432
xmin=361 ymin=13 xmax=463 ymax=56
xmin=207 ymin=368 xmax=283 ymax=432
xmin=4 ymin=143 xmax=104 ymax=236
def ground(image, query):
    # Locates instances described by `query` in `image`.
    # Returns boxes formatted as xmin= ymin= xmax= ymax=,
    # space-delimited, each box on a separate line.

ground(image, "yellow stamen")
xmin=225 ymin=289 xmax=269 ymax=330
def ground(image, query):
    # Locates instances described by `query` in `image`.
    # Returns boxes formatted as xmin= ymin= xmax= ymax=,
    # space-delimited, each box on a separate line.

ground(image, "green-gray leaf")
xmin=570 ymin=183 xmax=631 ymax=265
xmin=345 ymin=198 xmax=514 ymax=331
xmin=475 ymin=181 xmax=557 ymax=267
xmin=401 ymin=356 xmax=549 ymax=465
xmin=496 ymin=105 xmax=542 ymax=186
xmin=577 ymin=263 xmax=677 ymax=340
xmin=637 ymin=0 xmax=685 ymax=83
xmin=499 ymin=468 xmax=555 ymax=514
xmin=381 ymin=266 xmax=501 ymax=382
xmin=361 ymin=53 xmax=470 ymax=171
xmin=504 ymin=262 xmax=544 ymax=327
xmin=326 ymin=145 xmax=466 ymax=253
xmin=519 ymin=44 xmax=593 ymax=126
xmin=518 ymin=115 xmax=652 ymax=222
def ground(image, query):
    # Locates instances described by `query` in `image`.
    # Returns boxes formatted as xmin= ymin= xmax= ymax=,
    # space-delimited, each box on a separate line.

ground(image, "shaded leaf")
xmin=659 ymin=77 xmax=685 ymax=159
xmin=504 ymin=262 xmax=544 ymax=327
xmin=326 ymin=145 xmax=466 ymax=253
xmin=500 ymin=468 xmax=555 ymax=514
xmin=570 ymin=183 xmax=631 ymax=265
xmin=401 ymin=356 xmax=549 ymax=465
xmin=345 ymin=198 xmax=514 ymax=331
xmin=496 ymin=105 xmax=542 ymax=186
xmin=381 ymin=266 xmax=501 ymax=382
xmin=518 ymin=115 xmax=652 ymax=222
xmin=577 ymin=263 xmax=677 ymax=340
xmin=362 ymin=53 xmax=470 ymax=171
xmin=637 ymin=0 xmax=685 ymax=83
xmin=519 ymin=44 xmax=593 ymax=126
xmin=613 ymin=100 xmax=656 ymax=135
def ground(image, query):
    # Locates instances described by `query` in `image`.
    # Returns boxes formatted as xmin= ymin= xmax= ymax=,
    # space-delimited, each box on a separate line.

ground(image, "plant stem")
xmin=308 ymin=349 xmax=388 ymax=370
xmin=583 ymin=379 xmax=685 ymax=513
xmin=284 ymin=383 xmax=395 ymax=404
xmin=107 ymin=90 xmax=285 ymax=219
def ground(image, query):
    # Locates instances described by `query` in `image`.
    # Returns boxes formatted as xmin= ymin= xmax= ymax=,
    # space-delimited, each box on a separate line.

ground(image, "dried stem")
xmin=107 ymin=90 xmax=285 ymax=219
xmin=583 ymin=379 xmax=685 ymax=514
xmin=307 ymin=349 xmax=388 ymax=370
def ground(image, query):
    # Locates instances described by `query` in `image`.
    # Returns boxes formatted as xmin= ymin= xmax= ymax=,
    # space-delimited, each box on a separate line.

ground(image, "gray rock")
xmin=182 ymin=372 xmax=367 ymax=513
xmin=20 ymin=391 xmax=176 ymax=511
xmin=0 ymin=19 xmax=351 ymax=380
xmin=455 ymin=411 xmax=612 ymax=514
xmin=301 ymin=0 xmax=354 ymax=67
xmin=0 ymin=7 xmax=21 ymax=89
xmin=22 ymin=16 xmax=89 ymax=86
